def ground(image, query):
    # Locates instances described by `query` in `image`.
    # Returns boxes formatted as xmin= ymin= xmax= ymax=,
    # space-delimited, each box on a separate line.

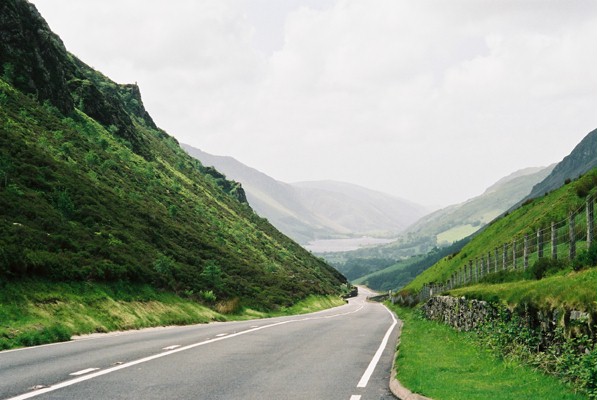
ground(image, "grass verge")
xmin=388 ymin=304 xmax=587 ymax=400
xmin=448 ymin=268 xmax=597 ymax=312
xmin=0 ymin=279 xmax=345 ymax=350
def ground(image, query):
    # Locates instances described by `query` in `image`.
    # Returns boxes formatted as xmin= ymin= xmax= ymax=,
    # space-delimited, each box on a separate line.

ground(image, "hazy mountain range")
xmin=402 ymin=165 xmax=555 ymax=245
xmin=183 ymin=144 xmax=428 ymax=245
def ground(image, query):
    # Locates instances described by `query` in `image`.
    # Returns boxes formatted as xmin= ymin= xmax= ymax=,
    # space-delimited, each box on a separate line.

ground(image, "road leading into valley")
xmin=0 ymin=288 xmax=399 ymax=400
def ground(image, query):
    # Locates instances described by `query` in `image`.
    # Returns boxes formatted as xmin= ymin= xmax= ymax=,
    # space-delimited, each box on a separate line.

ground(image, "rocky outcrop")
xmin=0 ymin=0 xmax=75 ymax=113
xmin=525 ymin=127 xmax=597 ymax=200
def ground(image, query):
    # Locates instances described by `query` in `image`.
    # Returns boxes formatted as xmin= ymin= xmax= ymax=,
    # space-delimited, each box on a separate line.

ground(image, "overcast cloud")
xmin=33 ymin=0 xmax=597 ymax=207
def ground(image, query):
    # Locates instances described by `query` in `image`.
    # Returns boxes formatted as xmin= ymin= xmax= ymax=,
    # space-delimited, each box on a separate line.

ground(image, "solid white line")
xmin=349 ymin=395 xmax=362 ymax=400
xmin=356 ymin=304 xmax=397 ymax=388
xmin=6 ymin=303 xmax=365 ymax=400
xmin=69 ymin=368 xmax=99 ymax=376
xmin=162 ymin=345 xmax=180 ymax=350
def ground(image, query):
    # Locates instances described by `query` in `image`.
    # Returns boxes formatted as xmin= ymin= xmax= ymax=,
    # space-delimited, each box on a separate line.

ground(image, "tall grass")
xmin=0 ymin=279 xmax=346 ymax=350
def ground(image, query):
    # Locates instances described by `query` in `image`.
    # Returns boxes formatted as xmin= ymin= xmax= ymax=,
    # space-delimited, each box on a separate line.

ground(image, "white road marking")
xmin=6 ymin=303 xmax=365 ymax=400
xmin=69 ymin=368 xmax=99 ymax=376
xmin=215 ymin=333 xmax=228 ymax=337
xmin=349 ymin=395 xmax=361 ymax=400
xmin=162 ymin=345 xmax=180 ymax=350
xmin=356 ymin=305 xmax=397 ymax=388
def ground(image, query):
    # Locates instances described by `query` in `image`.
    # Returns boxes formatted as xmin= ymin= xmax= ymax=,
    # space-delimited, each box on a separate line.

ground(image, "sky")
xmin=32 ymin=0 xmax=597 ymax=208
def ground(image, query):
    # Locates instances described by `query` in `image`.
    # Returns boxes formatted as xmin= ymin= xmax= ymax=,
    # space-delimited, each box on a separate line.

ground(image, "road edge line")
xmin=387 ymin=312 xmax=433 ymax=400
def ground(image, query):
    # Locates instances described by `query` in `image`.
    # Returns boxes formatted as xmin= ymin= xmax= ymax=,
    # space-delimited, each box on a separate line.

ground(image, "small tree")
xmin=201 ymin=260 xmax=223 ymax=291
xmin=153 ymin=254 xmax=176 ymax=289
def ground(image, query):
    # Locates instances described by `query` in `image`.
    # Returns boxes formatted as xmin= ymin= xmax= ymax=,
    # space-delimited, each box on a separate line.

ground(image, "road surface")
xmin=1 ymin=288 xmax=398 ymax=400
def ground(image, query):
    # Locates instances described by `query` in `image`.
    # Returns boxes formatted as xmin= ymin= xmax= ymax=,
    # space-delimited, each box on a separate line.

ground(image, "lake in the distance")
xmin=303 ymin=236 xmax=396 ymax=253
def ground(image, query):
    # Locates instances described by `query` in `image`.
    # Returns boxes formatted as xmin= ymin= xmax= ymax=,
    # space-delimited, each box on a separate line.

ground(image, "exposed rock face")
xmin=0 ymin=0 xmax=74 ymax=113
xmin=422 ymin=295 xmax=497 ymax=331
xmin=0 ymin=0 xmax=156 ymax=158
xmin=526 ymin=127 xmax=597 ymax=200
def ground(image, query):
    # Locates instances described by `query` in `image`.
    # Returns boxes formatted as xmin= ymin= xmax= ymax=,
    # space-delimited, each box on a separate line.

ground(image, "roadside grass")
xmin=448 ymin=268 xmax=597 ymax=312
xmin=276 ymin=294 xmax=346 ymax=315
xmin=225 ymin=294 xmax=346 ymax=321
xmin=0 ymin=279 xmax=345 ymax=350
xmin=389 ymin=304 xmax=587 ymax=400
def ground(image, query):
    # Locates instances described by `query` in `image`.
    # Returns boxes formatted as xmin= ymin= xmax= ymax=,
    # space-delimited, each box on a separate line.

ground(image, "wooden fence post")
xmin=494 ymin=247 xmax=499 ymax=272
xmin=537 ymin=227 xmax=543 ymax=258
xmin=512 ymin=239 xmax=517 ymax=269
xmin=551 ymin=221 xmax=557 ymax=260
xmin=503 ymin=243 xmax=507 ymax=270
xmin=587 ymin=197 xmax=594 ymax=248
xmin=524 ymin=234 xmax=529 ymax=270
xmin=569 ymin=212 xmax=576 ymax=260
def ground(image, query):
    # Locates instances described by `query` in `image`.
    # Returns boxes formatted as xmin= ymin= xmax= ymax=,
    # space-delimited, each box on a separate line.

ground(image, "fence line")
xmin=408 ymin=194 xmax=596 ymax=303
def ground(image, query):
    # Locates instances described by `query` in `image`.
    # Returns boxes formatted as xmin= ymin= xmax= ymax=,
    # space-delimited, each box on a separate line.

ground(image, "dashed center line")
xmin=349 ymin=395 xmax=361 ymax=400
xmin=69 ymin=368 xmax=99 ymax=376
xmin=162 ymin=345 xmax=181 ymax=350
xmin=215 ymin=333 xmax=228 ymax=337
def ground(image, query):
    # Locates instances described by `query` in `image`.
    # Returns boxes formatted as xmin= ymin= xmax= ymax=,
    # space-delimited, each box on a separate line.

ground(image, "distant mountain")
xmin=403 ymin=166 xmax=554 ymax=245
xmin=327 ymin=166 xmax=553 ymax=274
xmin=182 ymin=145 xmax=428 ymax=244
xmin=525 ymin=128 xmax=597 ymax=200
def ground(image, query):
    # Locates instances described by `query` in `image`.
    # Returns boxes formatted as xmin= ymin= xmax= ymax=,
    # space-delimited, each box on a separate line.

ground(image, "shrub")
xmin=529 ymin=258 xmax=567 ymax=280
xmin=574 ymin=170 xmax=597 ymax=198
xmin=573 ymin=242 xmax=597 ymax=271
xmin=199 ymin=290 xmax=217 ymax=303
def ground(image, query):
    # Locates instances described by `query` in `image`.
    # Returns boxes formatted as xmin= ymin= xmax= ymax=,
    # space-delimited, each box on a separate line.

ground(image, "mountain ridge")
xmin=525 ymin=128 xmax=597 ymax=201
xmin=183 ymin=144 xmax=428 ymax=244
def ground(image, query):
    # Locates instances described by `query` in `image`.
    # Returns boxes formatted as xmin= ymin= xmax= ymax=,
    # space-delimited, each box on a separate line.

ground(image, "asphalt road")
xmin=1 ymin=288 xmax=399 ymax=400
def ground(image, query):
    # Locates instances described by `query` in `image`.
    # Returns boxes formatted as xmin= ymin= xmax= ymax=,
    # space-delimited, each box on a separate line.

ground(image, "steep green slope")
xmin=403 ymin=168 xmax=597 ymax=295
xmin=0 ymin=0 xmax=345 ymax=311
xmin=353 ymin=238 xmax=470 ymax=291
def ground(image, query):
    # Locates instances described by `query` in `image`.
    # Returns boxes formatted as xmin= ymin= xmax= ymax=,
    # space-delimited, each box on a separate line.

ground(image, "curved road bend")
xmin=1 ymin=288 xmax=398 ymax=400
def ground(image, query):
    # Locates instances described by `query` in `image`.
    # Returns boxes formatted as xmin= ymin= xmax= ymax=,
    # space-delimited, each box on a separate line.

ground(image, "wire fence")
xmin=408 ymin=194 xmax=596 ymax=303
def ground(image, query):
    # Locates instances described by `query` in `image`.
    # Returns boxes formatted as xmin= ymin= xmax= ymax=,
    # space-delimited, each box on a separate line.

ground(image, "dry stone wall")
xmin=421 ymin=296 xmax=497 ymax=331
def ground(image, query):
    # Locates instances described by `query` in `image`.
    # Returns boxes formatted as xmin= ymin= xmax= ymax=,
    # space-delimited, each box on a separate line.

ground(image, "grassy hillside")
xmin=0 ymin=0 xmax=346 ymax=312
xmin=402 ymin=168 xmax=597 ymax=297
xmin=353 ymin=238 xmax=470 ymax=291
